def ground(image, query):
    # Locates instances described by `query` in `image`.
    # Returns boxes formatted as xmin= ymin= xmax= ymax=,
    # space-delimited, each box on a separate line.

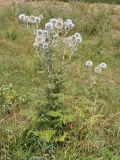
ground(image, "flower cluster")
xmin=63 ymin=32 xmax=82 ymax=53
xmin=85 ymin=60 xmax=107 ymax=74
xmin=32 ymin=18 xmax=82 ymax=53
xmin=18 ymin=14 xmax=43 ymax=27
xmin=45 ymin=18 xmax=74 ymax=31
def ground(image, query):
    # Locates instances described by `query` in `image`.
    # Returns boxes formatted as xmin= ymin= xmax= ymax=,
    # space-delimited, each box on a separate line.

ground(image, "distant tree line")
xmin=26 ymin=0 xmax=120 ymax=4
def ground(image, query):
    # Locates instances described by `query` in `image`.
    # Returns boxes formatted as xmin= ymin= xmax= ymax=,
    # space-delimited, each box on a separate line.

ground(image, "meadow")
xmin=0 ymin=0 xmax=120 ymax=160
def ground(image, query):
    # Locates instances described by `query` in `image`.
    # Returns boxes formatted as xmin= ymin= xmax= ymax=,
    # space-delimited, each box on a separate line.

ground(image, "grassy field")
xmin=0 ymin=1 xmax=120 ymax=160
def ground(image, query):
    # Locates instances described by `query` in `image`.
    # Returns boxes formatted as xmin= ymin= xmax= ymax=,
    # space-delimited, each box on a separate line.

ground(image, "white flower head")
xmin=66 ymin=19 xmax=73 ymax=24
xmin=85 ymin=60 xmax=93 ymax=67
xmin=33 ymin=42 xmax=39 ymax=48
xmin=43 ymin=42 xmax=49 ymax=50
xmin=49 ymin=18 xmax=57 ymax=27
xmin=35 ymin=36 xmax=44 ymax=45
xmin=23 ymin=16 xmax=29 ymax=23
xmin=75 ymin=37 xmax=82 ymax=43
xmin=55 ymin=18 xmax=64 ymax=30
xmin=99 ymin=63 xmax=107 ymax=69
xmin=74 ymin=32 xmax=81 ymax=38
xmin=42 ymin=30 xmax=49 ymax=37
xmin=19 ymin=14 xmax=26 ymax=21
xmin=28 ymin=15 xmax=36 ymax=24
xmin=45 ymin=22 xmax=53 ymax=31
xmin=34 ymin=17 xmax=41 ymax=23
xmin=67 ymin=22 xmax=75 ymax=30
xmin=95 ymin=66 xmax=102 ymax=74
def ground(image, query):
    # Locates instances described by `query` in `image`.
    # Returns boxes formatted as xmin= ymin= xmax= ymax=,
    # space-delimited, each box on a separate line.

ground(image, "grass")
xmin=0 ymin=1 xmax=120 ymax=159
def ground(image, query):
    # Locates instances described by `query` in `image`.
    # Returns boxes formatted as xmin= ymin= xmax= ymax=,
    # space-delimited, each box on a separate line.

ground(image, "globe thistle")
xmin=35 ymin=36 xmax=44 ymax=45
xmin=42 ymin=30 xmax=49 ymax=37
xmin=34 ymin=17 xmax=41 ymax=23
xmin=95 ymin=66 xmax=102 ymax=74
xmin=33 ymin=29 xmax=42 ymax=35
xmin=55 ymin=18 xmax=64 ymax=30
xmin=49 ymin=18 xmax=57 ymax=27
xmin=33 ymin=42 xmax=39 ymax=48
xmin=43 ymin=42 xmax=49 ymax=50
xmin=45 ymin=22 xmax=53 ymax=31
xmin=18 ymin=14 xmax=26 ymax=22
xmin=23 ymin=16 xmax=29 ymax=23
xmin=76 ymin=37 xmax=82 ymax=43
xmin=74 ymin=33 xmax=82 ymax=42
xmin=66 ymin=19 xmax=73 ymax=24
xmin=37 ymin=29 xmax=43 ymax=36
xmin=74 ymin=32 xmax=81 ymax=38
xmin=67 ymin=22 xmax=75 ymax=29
xmin=85 ymin=60 xmax=93 ymax=67
xmin=99 ymin=63 xmax=107 ymax=69
xmin=28 ymin=15 xmax=36 ymax=24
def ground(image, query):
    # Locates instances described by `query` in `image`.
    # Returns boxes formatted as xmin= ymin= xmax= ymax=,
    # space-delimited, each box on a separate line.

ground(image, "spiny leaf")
xmin=34 ymin=129 xmax=56 ymax=142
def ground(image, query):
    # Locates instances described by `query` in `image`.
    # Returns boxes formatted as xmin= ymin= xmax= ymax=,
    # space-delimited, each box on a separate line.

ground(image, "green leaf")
xmin=35 ymin=129 xmax=56 ymax=142
xmin=54 ymin=132 xmax=68 ymax=142
xmin=60 ymin=114 xmax=75 ymax=124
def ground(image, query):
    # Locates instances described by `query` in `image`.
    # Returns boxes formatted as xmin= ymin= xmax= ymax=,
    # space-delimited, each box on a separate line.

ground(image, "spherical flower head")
xmin=49 ymin=18 xmax=57 ymax=27
xmin=74 ymin=32 xmax=81 ymax=38
xmin=55 ymin=18 xmax=64 ymax=30
xmin=34 ymin=17 xmax=41 ymax=23
xmin=37 ymin=29 xmax=43 ymax=36
xmin=85 ymin=60 xmax=93 ymax=67
xmin=67 ymin=22 xmax=75 ymax=30
xmin=35 ymin=36 xmax=44 ymax=45
xmin=33 ymin=29 xmax=42 ymax=35
xmin=33 ymin=42 xmax=39 ymax=48
xmin=43 ymin=42 xmax=49 ymax=50
xmin=28 ymin=15 xmax=36 ymax=24
xmin=45 ymin=22 xmax=53 ymax=31
xmin=42 ymin=30 xmax=49 ymax=36
xmin=23 ymin=16 xmax=29 ymax=23
xmin=66 ymin=19 xmax=73 ymax=24
xmin=99 ymin=62 xmax=107 ymax=69
xmin=95 ymin=66 xmax=102 ymax=74
xmin=75 ymin=37 xmax=82 ymax=43
xmin=19 ymin=14 xmax=26 ymax=21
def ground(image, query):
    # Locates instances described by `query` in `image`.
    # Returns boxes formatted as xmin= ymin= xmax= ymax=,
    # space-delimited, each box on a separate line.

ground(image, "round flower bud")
xmin=45 ymin=22 xmax=53 ymax=31
xmin=75 ymin=37 xmax=82 ymax=43
xmin=95 ymin=66 xmax=102 ymax=74
xmin=34 ymin=17 xmax=41 ymax=23
xmin=33 ymin=42 xmax=39 ymax=48
xmin=43 ymin=42 xmax=49 ymax=50
xmin=99 ymin=63 xmax=107 ymax=69
xmin=19 ymin=14 xmax=26 ymax=21
xmin=85 ymin=60 xmax=93 ymax=67
xmin=55 ymin=18 xmax=64 ymax=30
xmin=67 ymin=22 xmax=75 ymax=29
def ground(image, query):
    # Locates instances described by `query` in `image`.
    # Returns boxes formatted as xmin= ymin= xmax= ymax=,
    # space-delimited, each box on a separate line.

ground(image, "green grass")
xmin=0 ymin=1 xmax=120 ymax=159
